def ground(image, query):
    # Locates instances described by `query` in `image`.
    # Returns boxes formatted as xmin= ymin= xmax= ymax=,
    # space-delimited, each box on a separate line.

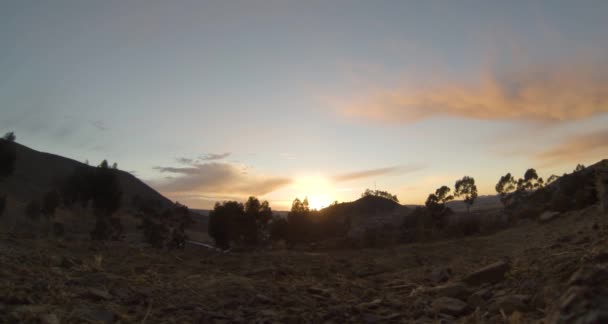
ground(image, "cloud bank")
xmin=154 ymin=162 xmax=291 ymax=199
xmin=536 ymin=129 xmax=608 ymax=166
xmin=336 ymin=59 xmax=608 ymax=124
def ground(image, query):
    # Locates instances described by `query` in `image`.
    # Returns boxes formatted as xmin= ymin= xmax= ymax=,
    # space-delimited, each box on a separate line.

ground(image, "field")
xmin=2 ymin=205 xmax=607 ymax=323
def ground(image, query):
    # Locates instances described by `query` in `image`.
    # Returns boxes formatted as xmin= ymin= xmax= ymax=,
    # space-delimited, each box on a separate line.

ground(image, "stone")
xmin=40 ymin=313 xmax=60 ymax=324
xmin=491 ymin=295 xmax=531 ymax=314
xmin=429 ymin=267 xmax=452 ymax=284
xmin=549 ymin=265 xmax=608 ymax=323
xmin=74 ymin=307 xmax=115 ymax=324
xmin=255 ymin=294 xmax=273 ymax=304
xmin=83 ymin=288 xmax=112 ymax=300
xmin=355 ymin=299 xmax=382 ymax=311
xmin=429 ymin=282 xmax=470 ymax=299
xmin=539 ymin=211 xmax=560 ymax=223
xmin=463 ymin=261 xmax=510 ymax=286
xmin=467 ymin=288 xmax=492 ymax=307
xmin=432 ymin=297 xmax=468 ymax=316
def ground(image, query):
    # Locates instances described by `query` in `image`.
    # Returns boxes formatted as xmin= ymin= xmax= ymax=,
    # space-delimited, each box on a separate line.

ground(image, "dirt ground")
xmin=1 ymin=205 xmax=607 ymax=323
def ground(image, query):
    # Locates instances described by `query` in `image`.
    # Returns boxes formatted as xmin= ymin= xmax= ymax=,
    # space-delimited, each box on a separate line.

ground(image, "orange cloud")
xmin=536 ymin=129 xmax=608 ymax=166
xmin=336 ymin=59 xmax=608 ymax=123
xmin=332 ymin=165 xmax=424 ymax=182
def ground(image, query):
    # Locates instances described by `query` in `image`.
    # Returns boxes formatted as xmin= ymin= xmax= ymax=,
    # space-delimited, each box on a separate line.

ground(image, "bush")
xmin=25 ymin=200 xmax=41 ymax=220
xmin=0 ymin=139 xmax=16 ymax=180
xmin=53 ymin=222 xmax=65 ymax=237
xmin=208 ymin=201 xmax=244 ymax=249
xmin=42 ymin=191 xmax=60 ymax=219
xmin=0 ymin=194 xmax=6 ymax=217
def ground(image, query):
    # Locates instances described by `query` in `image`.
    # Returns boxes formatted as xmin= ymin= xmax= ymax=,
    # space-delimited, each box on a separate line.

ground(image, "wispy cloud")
xmin=335 ymin=58 xmax=608 ymax=124
xmin=90 ymin=120 xmax=107 ymax=131
xmin=200 ymin=152 xmax=231 ymax=161
xmin=333 ymin=165 xmax=424 ymax=182
xmin=175 ymin=157 xmax=195 ymax=165
xmin=154 ymin=162 xmax=291 ymax=199
xmin=536 ymin=129 xmax=608 ymax=166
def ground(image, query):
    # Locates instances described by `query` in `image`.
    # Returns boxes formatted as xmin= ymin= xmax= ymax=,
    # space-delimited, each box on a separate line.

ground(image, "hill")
xmin=320 ymin=195 xmax=409 ymax=238
xmin=0 ymin=141 xmax=172 ymax=209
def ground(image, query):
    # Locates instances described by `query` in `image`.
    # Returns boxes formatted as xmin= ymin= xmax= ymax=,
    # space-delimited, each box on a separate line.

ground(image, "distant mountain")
xmin=0 ymin=141 xmax=173 ymax=209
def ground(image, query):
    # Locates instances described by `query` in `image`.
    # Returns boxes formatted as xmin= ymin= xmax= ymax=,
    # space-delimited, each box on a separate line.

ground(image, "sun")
xmin=293 ymin=175 xmax=334 ymax=210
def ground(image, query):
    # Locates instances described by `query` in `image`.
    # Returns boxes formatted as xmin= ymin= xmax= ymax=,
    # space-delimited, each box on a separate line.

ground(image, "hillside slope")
xmin=0 ymin=142 xmax=172 ymax=209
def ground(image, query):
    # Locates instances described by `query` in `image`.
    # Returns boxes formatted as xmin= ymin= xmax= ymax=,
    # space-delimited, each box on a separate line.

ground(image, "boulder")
xmin=549 ymin=265 xmax=608 ymax=323
xmin=539 ymin=211 xmax=560 ymax=223
xmin=491 ymin=295 xmax=531 ymax=314
xmin=467 ymin=288 xmax=493 ymax=308
xmin=429 ymin=282 xmax=470 ymax=299
xmin=432 ymin=297 xmax=468 ymax=316
xmin=463 ymin=260 xmax=510 ymax=286
xmin=429 ymin=267 xmax=452 ymax=284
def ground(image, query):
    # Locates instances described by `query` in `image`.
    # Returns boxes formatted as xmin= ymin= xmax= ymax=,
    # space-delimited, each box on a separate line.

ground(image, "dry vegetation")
xmin=2 ymin=204 xmax=607 ymax=323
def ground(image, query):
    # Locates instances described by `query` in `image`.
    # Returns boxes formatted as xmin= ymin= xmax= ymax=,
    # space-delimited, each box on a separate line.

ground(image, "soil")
xmin=2 ymin=205 xmax=607 ymax=323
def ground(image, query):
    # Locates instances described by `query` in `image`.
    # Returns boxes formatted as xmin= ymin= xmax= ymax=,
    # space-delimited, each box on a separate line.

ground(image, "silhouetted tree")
xmin=208 ymin=201 xmax=244 ymax=249
xmin=574 ymin=164 xmax=586 ymax=172
xmin=269 ymin=217 xmax=289 ymax=243
xmin=2 ymin=132 xmax=16 ymax=142
xmin=0 ymin=137 xmax=17 ymax=179
xmin=244 ymin=196 xmax=273 ymax=244
xmin=41 ymin=191 xmax=61 ymax=219
xmin=112 ymin=162 xmax=118 ymax=169
xmin=286 ymin=197 xmax=313 ymax=247
xmin=361 ymin=189 xmax=399 ymax=203
xmin=425 ymin=185 xmax=454 ymax=228
xmin=0 ymin=137 xmax=16 ymax=217
xmin=89 ymin=163 xmax=123 ymax=240
xmin=496 ymin=173 xmax=517 ymax=206
xmin=25 ymin=200 xmax=41 ymax=220
xmin=0 ymin=195 xmax=6 ymax=217
xmin=454 ymin=176 xmax=478 ymax=213
xmin=99 ymin=159 xmax=109 ymax=169
xmin=517 ymin=168 xmax=544 ymax=191
xmin=546 ymin=174 xmax=559 ymax=185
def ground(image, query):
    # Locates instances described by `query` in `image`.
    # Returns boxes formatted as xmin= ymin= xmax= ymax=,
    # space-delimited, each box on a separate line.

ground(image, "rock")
xmin=83 ymin=288 xmax=112 ymax=300
xmin=549 ymin=265 xmax=608 ymax=323
xmin=539 ymin=211 xmax=560 ymax=223
xmin=429 ymin=282 xmax=470 ymax=299
xmin=432 ymin=297 xmax=468 ymax=316
xmin=491 ymin=295 xmax=531 ymax=314
xmin=429 ymin=267 xmax=452 ymax=284
xmin=255 ymin=294 xmax=273 ymax=304
xmin=463 ymin=261 xmax=510 ymax=286
xmin=40 ymin=313 xmax=60 ymax=324
xmin=74 ymin=307 xmax=115 ymax=324
xmin=307 ymin=287 xmax=331 ymax=297
xmin=355 ymin=299 xmax=382 ymax=311
xmin=467 ymin=288 xmax=492 ymax=307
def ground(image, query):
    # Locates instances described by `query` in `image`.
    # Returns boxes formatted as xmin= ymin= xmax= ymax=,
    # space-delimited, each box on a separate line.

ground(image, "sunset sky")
xmin=2 ymin=1 xmax=608 ymax=210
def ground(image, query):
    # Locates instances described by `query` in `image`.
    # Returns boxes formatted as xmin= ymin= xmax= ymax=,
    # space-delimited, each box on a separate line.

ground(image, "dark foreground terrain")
xmin=2 ymin=205 xmax=607 ymax=323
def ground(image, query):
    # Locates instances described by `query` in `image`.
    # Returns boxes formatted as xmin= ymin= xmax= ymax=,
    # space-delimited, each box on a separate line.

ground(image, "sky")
xmin=2 ymin=0 xmax=608 ymax=210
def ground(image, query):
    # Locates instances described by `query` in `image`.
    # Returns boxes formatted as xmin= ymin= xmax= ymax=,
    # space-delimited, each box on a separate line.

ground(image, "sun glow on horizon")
xmin=293 ymin=175 xmax=334 ymax=210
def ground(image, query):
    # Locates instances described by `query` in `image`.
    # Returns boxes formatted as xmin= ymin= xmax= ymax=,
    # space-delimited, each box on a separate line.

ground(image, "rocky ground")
xmin=1 ymin=204 xmax=607 ymax=323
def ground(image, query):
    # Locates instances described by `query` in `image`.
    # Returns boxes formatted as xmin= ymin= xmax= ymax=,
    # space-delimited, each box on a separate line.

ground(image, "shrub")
xmin=42 ymin=191 xmax=60 ymax=219
xmin=0 ymin=138 xmax=16 ymax=180
xmin=208 ymin=201 xmax=244 ymax=249
xmin=53 ymin=222 xmax=65 ymax=237
xmin=25 ymin=200 xmax=41 ymax=220
xmin=0 ymin=194 xmax=5 ymax=217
